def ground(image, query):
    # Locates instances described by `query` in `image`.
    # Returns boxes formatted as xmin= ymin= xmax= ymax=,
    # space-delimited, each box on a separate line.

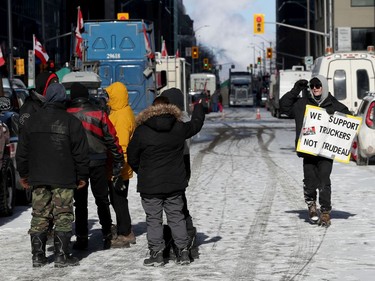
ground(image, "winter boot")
xmin=30 ymin=232 xmax=48 ymax=267
xmin=111 ymin=235 xmax=131 ymax=248
xmin=307 ymin=201 xmax=319 ymax=224
xmin=54 ymin=231 xmax=80 ymax=268
xmin=143 ymin=250 xmax=165 ymax=267
xmin=176 ymin=248 xmax=191 ymax=265
xmin=103 ymin=233 xmax=112 ymax=250
xmin=318 ymin=211 xmax=331 ymax=227
xmin=187 ymin=226 xmax=197 ymax=249
xmin=72 ymin=235 xmax=88 ymax=250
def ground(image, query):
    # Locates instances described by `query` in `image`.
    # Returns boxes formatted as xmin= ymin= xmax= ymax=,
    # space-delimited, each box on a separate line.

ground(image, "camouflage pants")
xmin=29 ymin=185 xmax=75 ymax=234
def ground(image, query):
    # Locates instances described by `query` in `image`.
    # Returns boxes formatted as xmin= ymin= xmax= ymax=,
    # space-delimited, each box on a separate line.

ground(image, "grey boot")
xmin=54 ymin=231 xmax=80 ymax=268
xmin=31 ymin=232 xmax=48 ymax=267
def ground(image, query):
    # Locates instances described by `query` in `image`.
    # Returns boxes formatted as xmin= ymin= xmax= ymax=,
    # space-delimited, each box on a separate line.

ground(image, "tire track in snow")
xmin=231 ymin=126 xmax=327 ymax=280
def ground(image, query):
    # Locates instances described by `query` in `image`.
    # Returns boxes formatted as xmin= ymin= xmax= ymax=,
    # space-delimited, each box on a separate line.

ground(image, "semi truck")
xmin=228 ymin=71 xmax=254 ymax=107
xmin=81 ymin=19 xmax=157 ymax=114
xmin=155 ymin=53 xmax=191 ymax=112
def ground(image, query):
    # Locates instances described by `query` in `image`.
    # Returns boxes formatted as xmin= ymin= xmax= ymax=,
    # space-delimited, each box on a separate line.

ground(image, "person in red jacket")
xmin=67 ymin=82 xmax=124 ymax=250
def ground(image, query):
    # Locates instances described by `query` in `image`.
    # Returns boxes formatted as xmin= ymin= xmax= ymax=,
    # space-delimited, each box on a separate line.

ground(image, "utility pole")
xmin=306 ymin=0 xmax=310 ymax=56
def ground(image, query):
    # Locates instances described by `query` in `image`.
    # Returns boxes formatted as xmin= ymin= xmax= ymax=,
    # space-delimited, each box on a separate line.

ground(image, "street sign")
xmin=304 ymin=56 xmax=313 ymax=65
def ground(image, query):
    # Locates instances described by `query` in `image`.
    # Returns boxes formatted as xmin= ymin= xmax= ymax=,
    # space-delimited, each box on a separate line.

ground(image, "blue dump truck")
xmin=82 ymin=19 xmax=157 ymax=114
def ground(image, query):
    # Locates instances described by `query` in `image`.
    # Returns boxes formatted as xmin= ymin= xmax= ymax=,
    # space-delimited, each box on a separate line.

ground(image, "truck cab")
xmin=82 ymin=20 xmax=156 ymax=114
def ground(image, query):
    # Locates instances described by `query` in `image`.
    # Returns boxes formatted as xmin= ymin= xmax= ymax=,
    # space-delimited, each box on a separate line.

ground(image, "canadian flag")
xmin=0 ymin=47 xmax=5 ymax=67
xmin=75 ymin=6 xmax=84 ymax=60
xmin=142 ymin=20 xmax=154 ymax=60
xmin=34 ymin=35 xmax=49 ymax=64
xmin=161 ymin=40 xmax=168 ymax=57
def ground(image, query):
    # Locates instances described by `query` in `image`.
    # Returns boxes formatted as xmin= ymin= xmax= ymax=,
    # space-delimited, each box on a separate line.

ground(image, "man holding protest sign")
xmin=280 ymin=75 xmax=351 ymax=227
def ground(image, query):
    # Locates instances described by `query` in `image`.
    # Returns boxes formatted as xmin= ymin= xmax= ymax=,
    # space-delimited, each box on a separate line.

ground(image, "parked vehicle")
xmin=227 ymin=71 xmax=254 ymax=107
xmin=155 ymin=53 xmax=190 ymax=113
xmin=62 ymin=71 xmax=108 ymax=110
xmin=1 ymin=77 xmax=31 ymax=205
xmin=351 ymin=92 xmax=375 ymax=165
xmin=268 ymin=65 xmax=311 ymax=118
xmin=311 ymin=46 xmax=375 ymax=114
xmin=81 ymin=19 xmax=156 ymax=114
xmin=0 ymin=96 xmax=16 ymax=216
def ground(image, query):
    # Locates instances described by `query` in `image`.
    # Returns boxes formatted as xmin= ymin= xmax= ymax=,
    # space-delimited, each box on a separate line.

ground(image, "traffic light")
xmin=254 ymin=14 xmax=265 ymax=34
xmin=203 ymin=58 xmax=209 ymax=69
xmin=117 ymin=13 xmax=129 ymax=20
xmin=257 ymin=57 xmax=261 ymax=65
xmin=192 ymin=46 xmax=199 ymax=59
xmin=266 ymin=47 xmax=272 ymax=59
xmin=15 ymin=58 xmax=25 ymax=75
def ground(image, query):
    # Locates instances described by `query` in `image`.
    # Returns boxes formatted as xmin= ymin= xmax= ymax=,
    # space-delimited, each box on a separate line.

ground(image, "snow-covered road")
xmin=1 ymin=107 xmax=375 ymax=281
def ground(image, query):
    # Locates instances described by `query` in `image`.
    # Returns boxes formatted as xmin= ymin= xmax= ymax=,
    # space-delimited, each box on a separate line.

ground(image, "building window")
xmin=352 ymin=28 xmax=375 ymax=50
xmin=351 ymin=0 xmax=375 ymax=6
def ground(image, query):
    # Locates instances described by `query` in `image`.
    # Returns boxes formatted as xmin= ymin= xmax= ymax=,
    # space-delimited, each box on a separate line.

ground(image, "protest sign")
xmin=297 ymin=105 xmax=362 ymax=163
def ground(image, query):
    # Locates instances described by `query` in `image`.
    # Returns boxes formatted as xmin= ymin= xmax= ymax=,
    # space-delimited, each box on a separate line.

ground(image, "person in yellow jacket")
xmin=106 ymin=82 xmax=136 ymax=248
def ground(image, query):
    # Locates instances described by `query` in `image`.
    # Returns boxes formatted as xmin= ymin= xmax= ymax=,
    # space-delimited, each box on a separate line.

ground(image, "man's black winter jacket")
xmin=279 ymin=86 xmax=351 ymax=157
xmin=127 ymin=103 xmax=205 ymax=198
xmin=16 ymin=102 xmax=90 ymax=188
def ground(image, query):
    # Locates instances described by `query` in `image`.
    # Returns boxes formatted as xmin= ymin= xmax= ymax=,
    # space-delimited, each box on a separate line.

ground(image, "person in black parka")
xmin=127 ymin=96 xmax=205 ymax=266
xmin=16 ymin=83 xmax=90 ymax=268
xmin=279 ymin=74 xmax=350 ymax=227
xmin=160 ymin=88 xmax=197 ymax=242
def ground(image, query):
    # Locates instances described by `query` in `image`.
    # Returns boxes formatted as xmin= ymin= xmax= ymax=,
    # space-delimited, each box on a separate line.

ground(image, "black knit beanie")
xmin=70 ymin=82 xmax=89 ymax=100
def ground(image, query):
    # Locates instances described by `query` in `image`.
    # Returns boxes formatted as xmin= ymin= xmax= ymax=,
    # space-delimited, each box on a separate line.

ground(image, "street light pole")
xmin=306 ymin=0 xmax=310 ymax=56
xmin=7 ymin=0 xmax=13 ymax=80
xmin=254 ymin=34 xmax=273 ymax=74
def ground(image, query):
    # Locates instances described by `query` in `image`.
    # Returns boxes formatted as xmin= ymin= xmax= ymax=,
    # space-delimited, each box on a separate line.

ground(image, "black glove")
xmin=294 ymin=79 xmax=308 ymax=91
xmin=112 ymin=176 xmax=126 ymax=192
xmin=326 ymin=108 xmax=335 ymax=115
xmin=112 ymin=162 xmax=123 ymax=178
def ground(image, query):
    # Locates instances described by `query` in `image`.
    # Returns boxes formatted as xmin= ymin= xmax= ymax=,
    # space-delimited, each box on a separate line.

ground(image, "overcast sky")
xmin=184 ymin=0 xmax=276 ymax=81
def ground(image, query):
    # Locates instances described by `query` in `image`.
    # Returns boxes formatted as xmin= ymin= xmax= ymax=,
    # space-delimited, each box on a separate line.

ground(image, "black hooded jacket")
xmin=279 ymin=75 xmax=351 ymax=157
xmin=127 ymin=102 xmax=204 ymax=198
xmin=16 ymin=102 xmax=90 ymax=187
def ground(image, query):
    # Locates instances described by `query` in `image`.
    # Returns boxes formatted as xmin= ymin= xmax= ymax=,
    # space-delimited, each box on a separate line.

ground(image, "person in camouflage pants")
xmin=30 ymin=187 xmax=75 ymax=233
xmin=16 ymin=83 xmax=89 ymax=268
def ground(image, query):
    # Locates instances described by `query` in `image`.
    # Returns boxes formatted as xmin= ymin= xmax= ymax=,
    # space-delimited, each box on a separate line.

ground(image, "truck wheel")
xmin=356 ymin=153 xmax=368 ymax=166
xmin=0 ymin=157 xmax=16 ymax=216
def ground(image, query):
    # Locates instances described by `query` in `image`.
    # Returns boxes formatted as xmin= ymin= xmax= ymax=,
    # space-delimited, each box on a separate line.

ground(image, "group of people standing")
xmin=15 ymin=70 xmax=204 ymax=268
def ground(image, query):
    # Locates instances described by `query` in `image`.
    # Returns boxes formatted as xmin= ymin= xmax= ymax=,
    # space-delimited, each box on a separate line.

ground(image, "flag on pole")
xmin=75 ymin=6 xmax=84 ymax=60
xmin=0 ymin=47 xmax=5 ymax=67
xmin=175 ymin=49 xmax=180 ymax=58
xmin=34 ymin=35 xmax=49 ymax=64
xmin=161 ymin=40 xmax=168 ymax=57
xmin=142 ymin=20 xmax=154 ymax=60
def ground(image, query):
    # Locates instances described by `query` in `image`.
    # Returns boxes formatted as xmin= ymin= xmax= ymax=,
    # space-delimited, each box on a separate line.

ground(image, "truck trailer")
xmin=81 ymin=19 xmax=156 ymax=114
